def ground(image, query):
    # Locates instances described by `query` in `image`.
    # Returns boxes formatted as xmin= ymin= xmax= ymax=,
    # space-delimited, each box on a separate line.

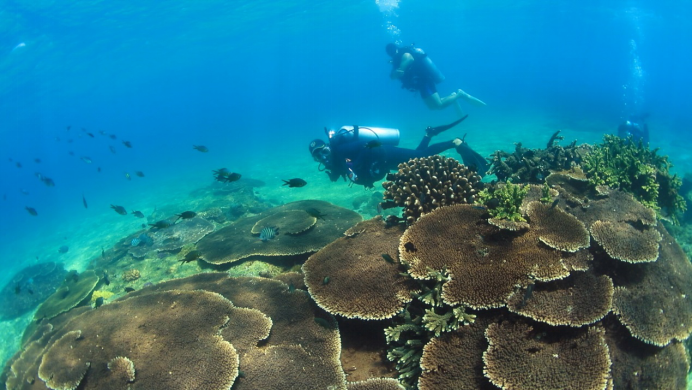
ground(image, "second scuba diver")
xmin=309 ymin=117 xmax=488 ymax=189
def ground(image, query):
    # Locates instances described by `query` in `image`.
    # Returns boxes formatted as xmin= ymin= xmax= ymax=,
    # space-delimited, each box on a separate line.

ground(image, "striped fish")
xmin=259 ymin=227 xmax=278 ymax=242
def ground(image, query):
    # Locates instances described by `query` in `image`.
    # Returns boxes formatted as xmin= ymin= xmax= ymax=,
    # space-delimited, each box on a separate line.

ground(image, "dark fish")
xmin=305 ymin=208 xmax=326 ymax=220
xmin=519 ymin=283 xmax=535 ymax=308
xmin=364 ymin=140 xmax=382 ymax=148
xmin=381 ymin=253 xmax=395 ymax=264
xmin=472 ymin=205 xmax=487 ymax=210
xmin=58 ymin=245 xmax=69 ymax=254
xmin=68 ymin=151 xmax=75 ymax=156
xmin=25 ymin=206 xmax=38 ymax=216
xmin=149 ymin=220 xmax=172 ymax=229
xmin=80 ymin=156 xmax=92 ymax=164
xmin=15 ymin=162 xmax=21 ymax=168
xmin=322 ymin=276 xmax=330 ymax=285
xmin=379 ymin=200 xmax=398 ymax=210
xmin=180 ymin=250 xmax=202 ymax=264
xmin=122 ymin=140 xmax=132 ymax=148
xmin=101 ymin=248 xmax=106 ymax=258
xmin=176 ymin=211 xmax=196 ymax=221
xmin=193 ymin=145 xmax=209 ymax=153
xmin=135 ymin=171 xmax=145 ymax=177
xmin=212 ymin=168 xmax=230 ymax=176
xmin=27 ymin=288 xmax=33 ymax=295
xmin=457 ymin=134 xmax=489 ymax=176
xmin=66 ymin=125 xmax=71 ymax=131
xmin=404 ymin=242 xmax=417 ymax=253
xmin=259 ymin=226 xmax=278 ymax=241
xmin=109 ymin=145 xmax=116 ymax=154
xmin=41 ymin=177 xmax=55 ymax=187
xmin=550 ymin=198 xmax=560 ymax=209
xmin=124 ymin=287 xmax=135 ymax=293
xmin=221 ymin=172 xmax=242 ymax=183
xmin=103 ymin=271 xmax=110 ymax=286
xmin=86 ymin=132 xmax=95 ymax=138
xmin=131 ymin=210 xmax=145 ymax=218
xmin=34 ymin=158 xmax=41 ymax=163
xmin=111 ymin=204 xmax=128 ymax=215
xmin=109 ymin=134 xmax=117 ymax=140
xmin=82 ymin=194 xmax=88 ymax=209
xmin=288 ymin=282 xmax=295 ymax=293
xmin=282 ymin=178 xmax=307 ymax=188
xmin=94 ymin=297 xmax=104 ymax=308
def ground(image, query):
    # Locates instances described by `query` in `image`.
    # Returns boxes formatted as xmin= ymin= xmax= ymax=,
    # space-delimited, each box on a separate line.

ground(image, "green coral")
xmin=423 ymin=306 xmax=476 ymax=337
xmin=476 ymin=182 xmax=529 ymax=222
xmin=540 ymin=182 xmax=553 ymax=203
xmin=582 ymin=135 xmax=686 ymax=222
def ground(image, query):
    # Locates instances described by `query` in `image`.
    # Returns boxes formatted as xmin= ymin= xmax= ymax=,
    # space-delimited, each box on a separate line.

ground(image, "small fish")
xmin=122 ymin=140 xmax=132 ymax=148
xmin=259 ymin=226 xmax=278 ymax=241
xmin=135 ymin=171 xmax=145 ymax=178
xmin=86 ymin=132 xmax=95 ymax=138
xmin=149 ymin=220 xmax=172 ymax=229
xmin=111 ymin=204 xmax=128 ymax=215
xmin=222 ymin=172 xmax=242 ymax=183
xmin=175 ymin=211 xmax=197 ymax=221
xmin=66 ymin=126 xmax=71 ymax=131
xmin=131 ymin=237 xmax=142 ymax=246
xmin=131 ymin=210 xmax=145 ymax=218
xmin=80 ymin=156 xmax=93 ymax=164
xmin=124 ymin=287 xmax=135 ymax=293
xmin=15 ymin=162 xmax=22 ymax=168
xmin=109 ymin=145 xmax=117 ymax=154
xmin=179 ymin=250 xmax=202 ymax=264
xmin=97 ymin=167 xmax=101 ymax=173
xmin=103 ymin=271 xmax=110 ymax=286
xmin=109 ymin=134 xmax=117 ymax=140
xmin=519 ymin=282 xmax=535 ymax=308
xmin=305 ymin=208 xmax=326 ymax=220
xmin=282 ymin=178 xmax=307 ymax=188
xmin=550 ymin=198 xmax=560 ymax=209
xmin=25 ymin=206 xmax=38 ymax=216
xmin=288 ymin=282 xmax=295 ymax=293
xmin=381 ymin=253 xmax=395 ymax=263
xmin=101 ymin=248 xmax=106 ymax=259
xmin=58 ymin=245 xmax=69 ymax=254
xmin=82 ymin=194 xmax=88 ymax=209
xmin=322 ymin=276 xmax=330 ymax=285
xmin=364 ymin=140 xmax=382 ymax=148
xmin=94 ymin=297 xmax=104 ymax=308
xmin=41 ymin=177 xmax=55 ymax=187
xmin=472 ymin=205 xmax=487 ymax=210
xmin=124 ymin=172 xmax=131 ymax=180
xmin=404 ymin=242 xmax=417 ymax=253
xmin=34 ymin=158 xmax=41 ymax=163
xmin=193 ymin=145 xmax=209 ymax=153
xmin=68 ymin=151 xmax=75 ymax=156
xmin=27 ymin=288 xmax=33 ymax=295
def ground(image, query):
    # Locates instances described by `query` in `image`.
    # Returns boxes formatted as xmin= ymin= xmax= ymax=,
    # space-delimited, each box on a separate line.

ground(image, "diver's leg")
xmin=416 ymin=135 xmax=432 ymax=150
xmin=457 ymin=89 xmax=487 ymax=106
xmin=424 ymin=92 xmax=459 ymax=110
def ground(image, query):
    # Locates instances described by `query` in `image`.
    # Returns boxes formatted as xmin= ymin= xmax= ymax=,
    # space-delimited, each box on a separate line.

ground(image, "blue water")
xmin=0 ymin=0 xmax=690 ymax=362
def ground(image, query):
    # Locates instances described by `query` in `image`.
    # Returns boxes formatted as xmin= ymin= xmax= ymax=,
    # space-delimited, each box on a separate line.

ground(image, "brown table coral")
xmin=197 ymin=200 xmax=361 ymax=264
xmin=303 ymin=217 xmax=419 ymax=320
xmin=128 ymin=217 xmax=215 ymax=258
xmin=33 ymin=270 xmax=99 ymax=321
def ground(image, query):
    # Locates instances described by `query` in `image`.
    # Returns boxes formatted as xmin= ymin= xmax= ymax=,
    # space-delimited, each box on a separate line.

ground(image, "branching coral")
xmin=476 ymin=182 xmax=529 ymax=222
xmin=582 ymin=135 xmax=686 ymax=221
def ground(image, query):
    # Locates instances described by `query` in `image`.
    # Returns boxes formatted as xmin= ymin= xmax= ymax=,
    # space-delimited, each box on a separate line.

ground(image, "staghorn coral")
xmin=381 ymin=155 xmax=482 ymax=224
xmin=303 ymin=218 xmax=418 ymax=320
xmin=482 ymin=322 xmax=611 ymax=390
xmin=582 ymin=134 xmax=687 ymax=221
xmin=526 ymin=200 xmax=590 ymax=252
xmin=34 ymin=270 xmax=99 ymax=321
xmin=476 ymin=182 xmax=529 ymax=222
xmin=121 ymin=269 xmax=140 ymax=281
xmin=488 ymin=131 xmax=589 ymax=183
xmin=506 ymin=272 xmax=614 ymax=327
xmin=197 ymin=200 xmax=361 ymax=264
xmin=590 ymin=220 xmax=661 ymax=263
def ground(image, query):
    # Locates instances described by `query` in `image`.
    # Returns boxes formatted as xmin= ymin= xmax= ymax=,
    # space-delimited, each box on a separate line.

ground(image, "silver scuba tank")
xmin=331 ymin=126 xmax=400 ymax=146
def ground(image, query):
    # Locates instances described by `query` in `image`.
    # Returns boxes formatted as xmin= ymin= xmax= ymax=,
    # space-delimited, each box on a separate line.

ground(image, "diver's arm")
xmin=391 ymin=52 xmax=414 ymax=79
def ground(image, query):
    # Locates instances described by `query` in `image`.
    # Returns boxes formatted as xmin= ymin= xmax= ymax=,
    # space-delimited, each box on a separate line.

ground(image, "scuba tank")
xmin=410 ymin=46 xmax=445 ymax=84
xmin=326 ymin=126 xmax=400 ymax=147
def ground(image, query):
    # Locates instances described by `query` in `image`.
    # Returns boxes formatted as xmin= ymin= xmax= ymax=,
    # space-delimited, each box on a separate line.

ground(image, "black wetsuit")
xmin=325 ymin=136 xmax=456 ymax=188
xmin=617 ymin=121 xmax=649 ymax=144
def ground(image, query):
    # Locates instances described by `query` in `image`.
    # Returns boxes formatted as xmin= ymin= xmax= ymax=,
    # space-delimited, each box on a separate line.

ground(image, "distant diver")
xmin=617 ymin=114 xmax=649 ymax=144
xmin=386 ymin=43 xmax=486 ymax=111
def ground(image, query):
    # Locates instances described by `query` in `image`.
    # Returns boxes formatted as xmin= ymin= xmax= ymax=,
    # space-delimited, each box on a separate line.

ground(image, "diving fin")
xmin=425 ymin=115 xmax=468 ymax=137
xmin=456 ymin=133 xmax=488 ymax=176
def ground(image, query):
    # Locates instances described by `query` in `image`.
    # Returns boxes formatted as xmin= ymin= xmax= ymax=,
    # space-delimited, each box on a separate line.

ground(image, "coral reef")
xmin=197 ymin=200 xmax=361 ymax=265
xmin=525 ymin=200 xmax=590 ymax=252
xmin=121 ymin=269 xmax=141 ymax=281
xmin=128 ymin=216 xmax=214 ymax=258
xmin=488 ymin=130 xmax=589 ymax=183
xmin=107 ymin=356 xmax=136 ymax=384
xmin=590 ymin=220 xmax=662 ymax=263
xmin=476 ymin=182 xmax=529 ymax=222
xmin=582 ymin=135 xmax=687 ymax=220
xmin=0 ymin=262 xmax=68 ymax=320
xmin=34 ymin=270 xmax=99 ymax=321
xmin=381 ymin=155 xmax=482 ymax=224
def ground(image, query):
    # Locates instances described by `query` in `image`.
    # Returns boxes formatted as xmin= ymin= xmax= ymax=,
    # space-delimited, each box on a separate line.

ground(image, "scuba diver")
xmin=386 ymin=43 xmax=486 ymax=110
xmin=308 ymin=117 xmax=488 ymax=189
xmin=617 ymin=115 xmax=649 ymax=144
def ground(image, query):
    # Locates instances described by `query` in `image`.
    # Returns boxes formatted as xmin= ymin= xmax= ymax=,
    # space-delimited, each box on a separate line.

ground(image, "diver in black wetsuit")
xmin=617 ymin=115 xmax=649 ymax=144
xmin=309 ymin=117 xmax=485 ymax=189
xmin=386 ymin=43 xmax=486 ymax=111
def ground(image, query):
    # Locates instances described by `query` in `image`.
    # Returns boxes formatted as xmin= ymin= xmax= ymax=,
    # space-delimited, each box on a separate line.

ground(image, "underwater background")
xmin=0 ymin=0 xmax=690 ymax=371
